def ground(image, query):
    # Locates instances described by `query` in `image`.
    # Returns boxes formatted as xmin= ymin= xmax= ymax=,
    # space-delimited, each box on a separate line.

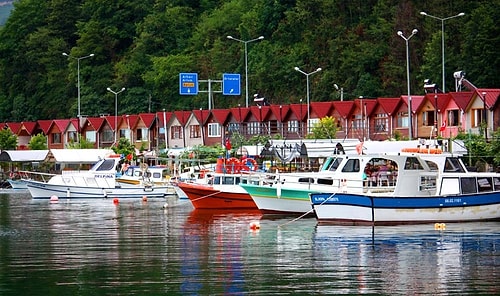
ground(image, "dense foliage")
xmin=0 ymin=0 xmax=498 ymax=122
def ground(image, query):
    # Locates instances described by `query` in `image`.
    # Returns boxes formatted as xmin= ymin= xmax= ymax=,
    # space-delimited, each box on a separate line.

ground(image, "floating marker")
xmin=249 ymin=221 xmax=260 ymax=231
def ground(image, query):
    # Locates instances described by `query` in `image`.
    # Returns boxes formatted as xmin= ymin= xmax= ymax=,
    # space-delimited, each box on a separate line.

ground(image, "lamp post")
xmin=420 ymin=11 xmax=465 ymax=93
xmin=227 ymin=35 xmax=264 ymax=108
xmin=294 ymin=66 xmax=322 ymax=135
xmin=62 ymin=52 xmax=95 ymax=123
xmin=200 ymin=108 xmax=204 ymax=145
xmin=397 ymin=29 xmax=418 ymax=140
xmin=107 ymin=87 xmax=126 ymax=146
xmin=482 ymin=92 xmax=487 ymax=140
xmin=434 ymin=94 xmax=438 ymax=138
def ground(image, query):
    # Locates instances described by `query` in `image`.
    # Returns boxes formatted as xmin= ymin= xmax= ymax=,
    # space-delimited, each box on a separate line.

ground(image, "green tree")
xmin=111 ymin=137 xmax=135 ymax=159
xmin=306 ymin=116 xmax=338 ymax=139
xmin=66 ymin=135 xmax=94 ymax=149
xmin=28 ymin=133 xmax=48 ymax=150
xmin=0 ymin=128 xmax=18 ymax=150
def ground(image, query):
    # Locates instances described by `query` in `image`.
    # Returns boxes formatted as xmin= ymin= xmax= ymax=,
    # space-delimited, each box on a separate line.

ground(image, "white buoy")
xmin=50 ymin=195 xmax=59 ymax=203
xmin=162 ymin=203 xmax=168 ymax=209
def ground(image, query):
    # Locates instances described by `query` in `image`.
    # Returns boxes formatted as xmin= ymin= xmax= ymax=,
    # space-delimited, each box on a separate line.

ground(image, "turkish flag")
xmin=440 ymin=120 xmax=446 ymax=132
xmin=225 ymin=138 xmax=232 ymax=150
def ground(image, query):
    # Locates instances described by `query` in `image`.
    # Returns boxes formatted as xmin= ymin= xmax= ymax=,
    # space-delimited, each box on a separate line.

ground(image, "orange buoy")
xmin=113 ymin=198 xmax=119 ymax=205
xmin=249 ymin=221 xmax=260 ymax=231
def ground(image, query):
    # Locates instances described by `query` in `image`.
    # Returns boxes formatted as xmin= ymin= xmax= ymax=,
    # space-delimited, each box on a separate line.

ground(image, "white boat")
xmin=25 ymin=156 xmax=168 ymax=200
xmin=7 ymin=178 xmax=28 ymax=189
xmin=311 ymin=148 xmax=500 ymax=225
xmin=116 ymin=164 xmax=176 ymax=196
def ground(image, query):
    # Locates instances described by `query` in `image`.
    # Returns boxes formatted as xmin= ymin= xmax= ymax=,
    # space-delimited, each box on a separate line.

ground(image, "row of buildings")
xmin=4 ymin=88 xmax=500 ymax=155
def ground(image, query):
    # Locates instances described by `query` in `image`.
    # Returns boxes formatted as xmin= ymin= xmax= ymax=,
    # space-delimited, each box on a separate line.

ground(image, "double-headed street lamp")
xmin=227 ymin=35 xmax=264 ymax=108
xmin=107 ymin=87 xmax=126 ymax=146
xmin=420 ymin=11 xmax=465 ymax=93
xmin=397 ymin=29 xmax=418 ymax=140
xmin=294 ymin=66 xmax=322 ymax=134
xmin=62 ymin=52 xmax=95 ymax=121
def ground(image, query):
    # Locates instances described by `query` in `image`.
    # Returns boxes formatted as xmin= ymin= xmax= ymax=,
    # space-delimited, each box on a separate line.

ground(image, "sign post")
xmin=179 ymin=73 xmax=198 ymax=95
xmin=222 ymin=73 xmax=241 ymax=96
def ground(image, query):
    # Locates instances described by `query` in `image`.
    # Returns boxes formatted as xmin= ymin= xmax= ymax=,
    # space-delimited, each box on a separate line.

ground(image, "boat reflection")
xmin=181 ymin=209 xmax=262 ymax=294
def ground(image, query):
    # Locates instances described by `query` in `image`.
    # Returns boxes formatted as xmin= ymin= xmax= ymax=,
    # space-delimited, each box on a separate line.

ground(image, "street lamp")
xmin=294 ymin=66 xmax=322 ymax=134
xmin=397 ymin=29 xmax=418 ymax=140
xmin=62 ymin=52 xmax=95 ymax=123
xmin=420 ymin=11 xmax=465 ymax=93
xmin=107 ymin=87 xmax=126 ymax=146
xmin=434 ymin=94 xmax=439 ymax=138
xmin=227 ymin=35 xmax=264 ymax=108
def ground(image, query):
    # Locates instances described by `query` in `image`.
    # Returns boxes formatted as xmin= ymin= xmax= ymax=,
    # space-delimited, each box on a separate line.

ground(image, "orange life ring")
xmin=401 ymin=148 xmax=420 ymax=153
xmin=240 ymin=158 xmax=257 ymax=171
xmin=226 ymin=157 xmax=241 ymax=173
xmin=419 ymin=148 xmax=442 ymax=154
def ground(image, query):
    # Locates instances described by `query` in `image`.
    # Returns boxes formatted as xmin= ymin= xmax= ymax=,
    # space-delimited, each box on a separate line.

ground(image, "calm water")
xmin=0 ymin=191 xmax=498 ymax=295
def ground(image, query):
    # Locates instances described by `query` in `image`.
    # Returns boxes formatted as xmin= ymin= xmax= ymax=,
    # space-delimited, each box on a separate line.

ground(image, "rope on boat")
xmin=278 ymin=191 xmax=338 ymax=228
xmin=166 ymin=190 xmax=223 ymax=208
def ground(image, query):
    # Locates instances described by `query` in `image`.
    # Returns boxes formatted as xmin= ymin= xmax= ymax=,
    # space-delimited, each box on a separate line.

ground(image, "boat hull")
xmin=178 ymin=182 xmax=257 ymax=209
xmin=26 ymin=180 xmax=166 ymax=199
xmin=311 ymin=192 xmax=500 ymax=225
xmin=240 ymin=183 xmax=315 ymax=214
xmin=7 ymin=179 xmax=28 ymax=189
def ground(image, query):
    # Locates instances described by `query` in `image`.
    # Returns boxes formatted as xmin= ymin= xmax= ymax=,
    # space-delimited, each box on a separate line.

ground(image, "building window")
xmin=352 ymin=114 xmax=362 ymax=130
xmin=190 ymin=125 xmax=201 ymax=138
xmin=471 ymin=109 xmax=486 ymax=128
xmin=397 ymin=112 xmax=409 ymax=128
xmin=101 ymin=130 xmax=113 ymax=142
xmin=120 ymin=129 xmax=131 ymax=141
xmin=228 ymin=122 xmax=240 ymax=132
xmin=171 ymin=125 xmax=182 ymax=139
xmin=374 ymin=114 xmax=388 ymax=133
xmin=52 ymin=133 xmax=61 ymax=144
xmin=208 ymin=123 xmax=221 ymax=137
xmin=422 ymin=111 xmax=435 ymax=126
xmin=68 ymin=131 xmax=77 ymax=142
xmin=288 ymin=120 xmax=298 ymax=133
xmin=448 ymin=110 xmax=459 ymax=126
xmin=308 ymin=118 xmax=320 ymax=134
xmin=137 ymin=128 xmax=148 ymax=141
xmin=86 ymin=130 xmax=96 ymax=143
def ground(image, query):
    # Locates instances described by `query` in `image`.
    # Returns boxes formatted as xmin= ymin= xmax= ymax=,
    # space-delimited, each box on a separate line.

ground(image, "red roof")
xmin=6 ymin=122 xmax=21 ymax=134
xmin=139 ymin=113 xmax=157 ymax=128
xmin=229 ymin=106 xmax=250 ymax=122
xmin=20 ymin=121 xmax=37 ymax=135
xmin=289 ymin=104 xmax=308 ymax=121
xmin=249 ymin=106 xmax=270 ymax=121
xmin=125 ymin=114 xmax=139 ymax=129
xmin=51 ymin=119 xmax=71 ymax=132
xmin=173 ymin=111 xmax=192 ymax=125
xmin=210 ymin=109 xmax=231 ymax=124
xmin=310 ymin=102 xmax=333 ymax=118
xmin=332 ymin=101 xmax=354 ymax=118
xmin=476 ymin=88 xmax=500 ymax=109
xmin=86 ymin=117 xmax=105 ymax=130
xmin=37 ymin=120 xmax=52 ymax=134
xmin=401 ymin=95 xmax=425 ymax=114
xmin=449 ymin=92 xmax=473 ymax=111
xmin=376 ymin=98 xmax=401 ymax=116
xmin=269 ymin=105 xmax=289 ymax=121
xmin=155 ymin=111 xmax=173 ymax=126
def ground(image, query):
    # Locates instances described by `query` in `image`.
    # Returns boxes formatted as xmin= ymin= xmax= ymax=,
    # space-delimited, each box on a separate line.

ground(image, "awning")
xmin=0 ymin=150 xmax=50 ymax=162
xmin=48 ymin=149 xmax=114 ymax=163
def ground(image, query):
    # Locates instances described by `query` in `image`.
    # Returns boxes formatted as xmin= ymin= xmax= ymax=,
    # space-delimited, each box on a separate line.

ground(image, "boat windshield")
xmin=94 ymin=159 xmax=117 ymax=171
xmin=323 ymin=157 xmax=342 ymax=171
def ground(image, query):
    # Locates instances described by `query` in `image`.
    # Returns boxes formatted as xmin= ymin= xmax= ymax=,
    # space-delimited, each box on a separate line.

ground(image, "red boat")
xmin=178 ymin=178 xmax=258 ymax=210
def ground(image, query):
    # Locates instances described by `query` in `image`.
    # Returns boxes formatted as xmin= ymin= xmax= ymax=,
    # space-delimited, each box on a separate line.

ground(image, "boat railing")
xmin=19 ymin=171 xmax=56 ymax=183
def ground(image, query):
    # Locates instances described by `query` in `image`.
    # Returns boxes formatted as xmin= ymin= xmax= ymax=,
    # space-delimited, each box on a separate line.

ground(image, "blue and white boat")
xmin=310 ymin=148 xmax=500 ymax=225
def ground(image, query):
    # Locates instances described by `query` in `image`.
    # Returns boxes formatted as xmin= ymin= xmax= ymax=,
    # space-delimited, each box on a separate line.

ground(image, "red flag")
xmin=225 ymin=138 xmax=232 ymax=150
xmin=126 ymin=153 xmax=133 ymax=161
xmin=440 ymin=120 xmax=446 ymax=132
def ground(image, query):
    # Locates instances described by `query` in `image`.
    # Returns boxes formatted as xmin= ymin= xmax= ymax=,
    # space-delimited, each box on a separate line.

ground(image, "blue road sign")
xmin=222 ymin=73 xmax=241 ymax=95
xmin=179 ymin=73 xmax=198 ymax=95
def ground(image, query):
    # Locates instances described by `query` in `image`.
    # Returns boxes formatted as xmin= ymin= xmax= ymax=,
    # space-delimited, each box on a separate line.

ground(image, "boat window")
xmin=342 ymin=159 xmax=360 ymax=173
xmin=95 ymin=159 xmax=116 ymax=171
xmin=425 ymin=160 xmax=439 ymax=171
xmin=461 ymin=177 xmax=477 ymax=194
xmin=317 ymin=178 xmax=334 ymax=185
xmin=222 ymin=176 xmax=237 ymax=185
xmin=213 ymin=176 xmax=221 ymax=185
xmin=477 ymin=177 xmax=493 ymax=192
xmin=327 ymin=158 xmax=342 ymax=171
xmin=494 ymin=177 xmax=500 ymax=191
xmin=419 ymin=176 xmax=436 ymax=191
xmin=404 ymin=157 xmax=423 ymax=170
xmin=444 ymin=157 xmax=466 ymax=173
xmin=298 ymin=177 xmax=315 ymax=184
xmin=152 ymin=172 xmax=161 ymax=179
xmin=441 ymin=178 xmax=460 ymax=195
